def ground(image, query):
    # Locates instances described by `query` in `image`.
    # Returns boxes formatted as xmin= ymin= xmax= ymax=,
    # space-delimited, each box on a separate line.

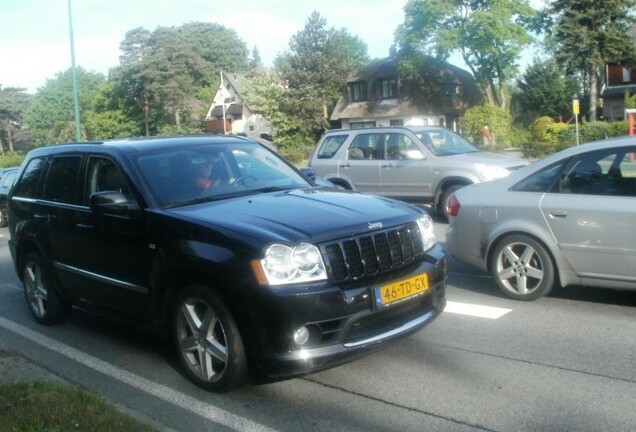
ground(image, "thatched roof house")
xmin=331 ymin=55 xmax=482 ymax=131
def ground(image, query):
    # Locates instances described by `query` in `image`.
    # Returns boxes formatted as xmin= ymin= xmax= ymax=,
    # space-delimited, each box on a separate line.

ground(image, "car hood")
xmin=164 ymin=187 xmax=422 ymax=244
xmin=445 ymin=151 xmax=527 ymax=169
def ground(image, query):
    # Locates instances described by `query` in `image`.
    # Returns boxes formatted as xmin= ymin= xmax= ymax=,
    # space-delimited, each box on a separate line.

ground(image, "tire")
xmin=22 ymin=252 xmax=71 ymax=325
xmin=174 ymin=284 xmax=248 ymax=392
xmin=441 ymin=184 xmax=464 ymax=221
xmin=330 ymin=179 xmax=352 ymax=190
xmin=490 ymin=235 xmax=555 ymax=301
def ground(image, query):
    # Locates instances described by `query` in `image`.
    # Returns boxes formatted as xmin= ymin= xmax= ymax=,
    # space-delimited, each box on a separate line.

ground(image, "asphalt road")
xmin=1 ymin=219 xmax=635 ymax=432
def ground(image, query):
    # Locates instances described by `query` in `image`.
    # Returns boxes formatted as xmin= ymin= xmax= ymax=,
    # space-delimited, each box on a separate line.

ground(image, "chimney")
xmin=389 ymin=45 xmax=397 ymax=58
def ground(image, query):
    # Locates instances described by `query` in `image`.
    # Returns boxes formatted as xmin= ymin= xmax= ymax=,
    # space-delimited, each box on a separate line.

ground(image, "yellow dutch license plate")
xmin=375 ymin=273 xmax=429 ymax=307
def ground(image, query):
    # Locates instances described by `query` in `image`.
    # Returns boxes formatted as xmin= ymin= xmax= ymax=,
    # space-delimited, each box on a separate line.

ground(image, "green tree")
xmin=396 ymin=0 xmax=537 ymax=108
xmin=511 ymin=58 xmax=580 ymax=126
xmin=249 ymin=46 xmax=263 ymax=70
xmin=115 ymin=27 xmax=156 ymax=136
xmin=547 ymin=0 xmax=636 ymax=121
xmin=0 ymin=86 xmax=32 ymax=152
xmin=83 ymin=80 xmax=139 ymax=140
xmin=269 ymin=11 xmax=368 ymax=154
xmin=115 ymin=23 xmax=249 ymax=136
xmin=625 ymin=90 xmax=636 ymax=109
xmin=26 ymin=68 xmax=106 ymax=145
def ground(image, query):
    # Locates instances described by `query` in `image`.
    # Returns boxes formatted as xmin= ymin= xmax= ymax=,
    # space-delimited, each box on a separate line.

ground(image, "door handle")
xmin=33 ymin=214 xmax=54 ymax=223
xmin=339 ymin=163 xmax=352 ymax=168
xmin=381 ymin=163 xmax=395 ymax=169
xmin=548 ymin=210 xmax=568 ymax=218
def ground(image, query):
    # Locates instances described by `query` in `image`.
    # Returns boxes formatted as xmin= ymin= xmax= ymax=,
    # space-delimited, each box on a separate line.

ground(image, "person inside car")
xmin=192 ymin=157 xmax=215 ymax=190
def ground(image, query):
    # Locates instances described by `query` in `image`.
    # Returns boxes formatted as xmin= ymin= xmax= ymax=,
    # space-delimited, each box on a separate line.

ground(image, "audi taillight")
xmin=447 ymin=193 xmax=461 ymax=217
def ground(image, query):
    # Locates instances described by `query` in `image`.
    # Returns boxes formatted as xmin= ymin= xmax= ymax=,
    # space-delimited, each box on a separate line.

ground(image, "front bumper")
xmin=245 ymin=243 xmax=448 ymax=382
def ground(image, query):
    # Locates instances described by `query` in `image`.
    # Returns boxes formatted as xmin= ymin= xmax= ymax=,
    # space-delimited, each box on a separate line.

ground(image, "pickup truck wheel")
xmin=22 ymin=253 xmax=71 ymax=325
xmin=174 ymin=284 xmax=248 ymax=392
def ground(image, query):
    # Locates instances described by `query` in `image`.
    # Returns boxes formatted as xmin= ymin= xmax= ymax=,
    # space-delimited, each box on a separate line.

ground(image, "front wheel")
xmin=22 ymin=252 xmax=71 ymax=325
xmin=174 ymin=284 xmax=248 ymax=392
xmin=490 ymin=235 xmax=555 ymax=301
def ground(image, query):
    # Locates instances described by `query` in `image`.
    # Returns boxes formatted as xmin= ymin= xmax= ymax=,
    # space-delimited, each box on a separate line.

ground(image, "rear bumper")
xmin=445 ymin=223 xmax=488 ymax=272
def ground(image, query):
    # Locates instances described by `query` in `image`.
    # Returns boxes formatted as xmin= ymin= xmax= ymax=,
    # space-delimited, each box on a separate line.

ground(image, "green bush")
xmin=528 ymin=116 xmax=555 ymax=143
xmin=606 ymin=121 xmax=629 ymax=137
xmin=0 ymin=152 xmax=26 ymax=168
xmin=523 ymin=119 xmax=632 ymax=158
xmin=509 ymin=126 xmax=532 ymax=148
xmin=460 ymin=105 xmax=513 ymax=149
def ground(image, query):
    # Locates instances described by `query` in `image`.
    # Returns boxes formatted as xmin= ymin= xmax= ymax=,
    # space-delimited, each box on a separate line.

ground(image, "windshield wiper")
xmin=253 ymin=185 xmax=298 ymax=194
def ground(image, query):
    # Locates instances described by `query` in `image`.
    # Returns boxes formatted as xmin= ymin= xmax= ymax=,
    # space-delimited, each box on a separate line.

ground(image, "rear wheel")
xmin=490 ymin=235 xmax=555 ymax=301
xmin=22 ymin=252 xmax=71 ymax=325
xmin=174 ymin=284 xmax=248 ymax=392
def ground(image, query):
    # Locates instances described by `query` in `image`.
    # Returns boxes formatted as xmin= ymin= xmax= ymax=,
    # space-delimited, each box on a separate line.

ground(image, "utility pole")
xmin=572 ymin=96 xmax=580 ymax=145
xmin=68 ymin=0 xmax=81 ymax=142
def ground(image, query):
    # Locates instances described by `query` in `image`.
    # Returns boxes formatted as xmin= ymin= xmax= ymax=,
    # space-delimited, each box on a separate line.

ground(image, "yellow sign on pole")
xmin=573 ymin=99 xmax=580 ymax=115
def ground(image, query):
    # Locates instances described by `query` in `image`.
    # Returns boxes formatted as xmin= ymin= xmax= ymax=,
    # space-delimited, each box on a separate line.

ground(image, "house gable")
xmin=205 ymin=72 xmax=271 ymax=139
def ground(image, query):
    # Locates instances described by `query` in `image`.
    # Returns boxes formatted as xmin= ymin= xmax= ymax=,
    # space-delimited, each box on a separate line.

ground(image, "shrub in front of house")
xmin=460 ymin=105 xmax=513 ymax=150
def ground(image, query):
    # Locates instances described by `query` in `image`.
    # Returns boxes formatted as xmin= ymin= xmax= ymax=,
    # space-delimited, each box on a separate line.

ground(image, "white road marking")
xmin=444 ymin=301 xmax=512 ymax=319
xmin=0 ymin=316 xmax=278 ymax=432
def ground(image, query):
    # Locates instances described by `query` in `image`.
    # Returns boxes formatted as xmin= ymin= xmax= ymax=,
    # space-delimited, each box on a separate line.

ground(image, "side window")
xmin=512 ymin=162 xmax=564 ymax=193
xmin=317 ymin=135 xmax=347 ymax=159
xmin=559 ymin=150 xmax=630 ymax=196
xmin=13 ymin=158 xmax=46 ymax=199
xmin=0 ymin=171 xmax=17 ymax=192
xmin=614 ymin=150 xmax=636 ymax=196
xmin=385 ymin=133 xmax=422 ymax=160
xmin=44 ymin=156 xmax=82 ymax=204
xmin=349 ymin=133 xmax=382 ymax=160
xmin=85 ymin=157 xmax=131 ymax=204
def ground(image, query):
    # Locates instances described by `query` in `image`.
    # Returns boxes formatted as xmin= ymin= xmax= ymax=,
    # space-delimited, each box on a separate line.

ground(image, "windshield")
xmin=135 ymin=142 xmax=311 ymax=207
xmin=413 ymin=129 xmax=479 ymax=156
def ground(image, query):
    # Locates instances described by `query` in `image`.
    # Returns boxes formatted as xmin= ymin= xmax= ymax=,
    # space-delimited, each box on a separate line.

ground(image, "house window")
xmin=380 ymin=78 xmax=397 ymax=99
xmin=350 ymin=121 xmax=376 ymax=129
xmin=443 ymin=83 xmax=461 ymax=99
xmin=350 ymin=81 xmax=368 ymax=102
xmin=390 ymin=119 xmax=404 ymax=126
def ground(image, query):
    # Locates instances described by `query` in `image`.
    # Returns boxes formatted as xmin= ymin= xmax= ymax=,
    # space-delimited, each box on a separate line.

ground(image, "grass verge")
xmin=0 ymin=381 xmax=157 ymax=431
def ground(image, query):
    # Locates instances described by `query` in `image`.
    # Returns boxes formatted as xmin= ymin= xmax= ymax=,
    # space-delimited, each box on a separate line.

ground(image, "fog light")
xmin=293 ymin=326 xmax=310 ymax=346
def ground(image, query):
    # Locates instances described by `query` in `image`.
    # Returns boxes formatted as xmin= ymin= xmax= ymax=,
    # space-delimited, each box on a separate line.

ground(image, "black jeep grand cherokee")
xmin=8 ymin=135 xmax=447 ymax=392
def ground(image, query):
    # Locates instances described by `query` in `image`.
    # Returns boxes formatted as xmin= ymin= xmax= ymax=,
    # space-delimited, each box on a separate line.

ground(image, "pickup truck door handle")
xmin=339 ymin=163 xmax=352 ymax=168
xmin=381 ymin=163 xmax=395 ymax=169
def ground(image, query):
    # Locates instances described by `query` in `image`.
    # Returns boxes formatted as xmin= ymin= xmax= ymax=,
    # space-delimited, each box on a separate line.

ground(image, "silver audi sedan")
xmin=446 ymin=136 xmax=636 ymax=300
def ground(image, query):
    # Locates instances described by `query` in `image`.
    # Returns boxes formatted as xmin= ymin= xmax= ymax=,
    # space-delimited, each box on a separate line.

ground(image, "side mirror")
xmin=300 ymin=167 xmax=317 ymax=181
xmin=89 ymin=191 xmax=139 ymax=217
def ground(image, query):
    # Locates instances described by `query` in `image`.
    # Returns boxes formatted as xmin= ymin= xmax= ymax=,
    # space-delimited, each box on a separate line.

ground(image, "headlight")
xmin=254 ymin=242 xmax=327 ymax=286
xmin=476 ymin=164 xmax=510 ymax=182
xmin=416 ymin=214 xmax=437 ymax=252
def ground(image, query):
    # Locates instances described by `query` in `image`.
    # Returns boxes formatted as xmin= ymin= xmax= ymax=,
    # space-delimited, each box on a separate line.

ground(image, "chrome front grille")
xmin=323 ymin=222 xmax=425 ymax=281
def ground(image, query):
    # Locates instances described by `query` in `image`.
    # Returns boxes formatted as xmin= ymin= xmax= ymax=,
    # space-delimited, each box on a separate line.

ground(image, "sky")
xmin=0 ymin=0 xmax=409 ymax=93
